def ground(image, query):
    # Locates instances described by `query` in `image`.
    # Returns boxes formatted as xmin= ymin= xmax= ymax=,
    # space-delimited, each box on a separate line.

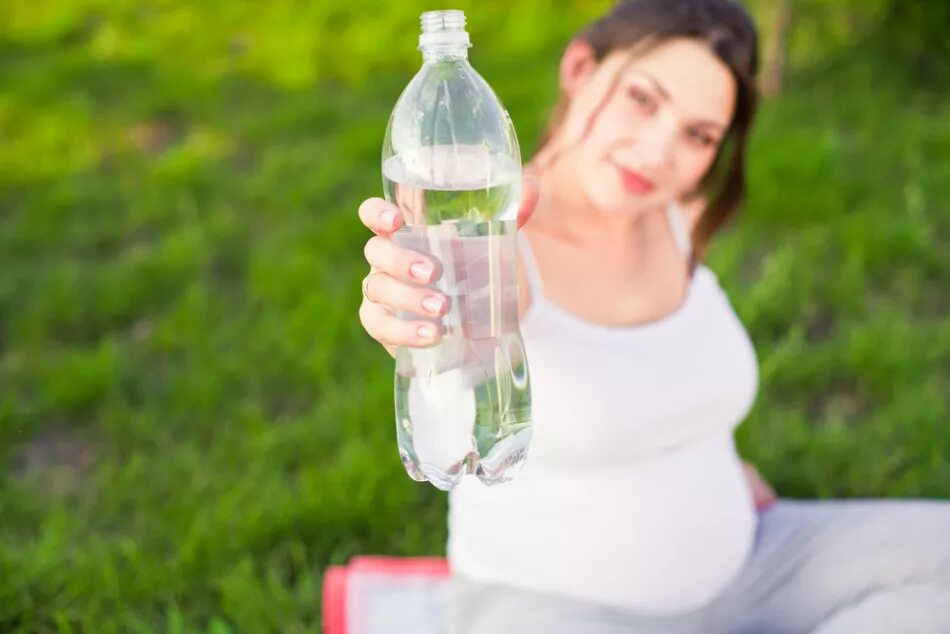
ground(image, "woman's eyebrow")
xmin=692 ymin=120 xmax=728 ymax=132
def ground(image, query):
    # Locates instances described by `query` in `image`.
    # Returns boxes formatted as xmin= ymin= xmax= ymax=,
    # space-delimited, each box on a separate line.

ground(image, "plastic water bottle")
xmin=381 ymin=10 xmax=532 ymax=491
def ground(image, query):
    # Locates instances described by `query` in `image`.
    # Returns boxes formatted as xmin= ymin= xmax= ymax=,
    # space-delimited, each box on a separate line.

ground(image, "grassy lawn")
xmin=0 ymin=1 xmax=947 ymax=631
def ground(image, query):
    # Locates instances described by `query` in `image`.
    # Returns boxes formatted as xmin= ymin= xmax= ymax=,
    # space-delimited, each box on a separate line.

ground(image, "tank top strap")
xmin=665 ymin=201 xmax=693 ymax=262
xmin=516 ymin=230 xmax=547 ymax=304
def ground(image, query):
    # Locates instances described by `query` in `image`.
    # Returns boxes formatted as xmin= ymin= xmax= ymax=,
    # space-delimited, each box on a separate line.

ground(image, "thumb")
xmin=516 ymin=173 xmax=540 ymax=229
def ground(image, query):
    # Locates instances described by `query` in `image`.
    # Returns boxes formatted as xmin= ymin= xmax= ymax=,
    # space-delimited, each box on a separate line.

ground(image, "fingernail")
xmin=417 ymin=324 xmax=436 ymax=340
xmin=410 ymin=261 xmax=434 ymax=282
xmin=422 ymin=295 xmax=446 ymax=315
xmin=380 ymin=209 xmax=396 ymax=227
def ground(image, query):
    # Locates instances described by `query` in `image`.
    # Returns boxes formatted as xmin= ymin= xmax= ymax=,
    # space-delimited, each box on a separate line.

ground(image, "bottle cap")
xmin=418 ymin=10 xmax=471 ymax=50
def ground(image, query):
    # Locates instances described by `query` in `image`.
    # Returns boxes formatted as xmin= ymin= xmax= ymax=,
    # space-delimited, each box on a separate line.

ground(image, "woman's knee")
xmin=796 ymin=499 xmax=950 ymax=585
xmin=813 ymin=585 xmax=950 ymax=634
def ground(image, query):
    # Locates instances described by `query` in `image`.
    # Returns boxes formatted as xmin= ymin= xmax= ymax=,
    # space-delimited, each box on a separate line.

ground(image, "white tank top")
xmin=447 ymin=205 xmax=760 ymax=615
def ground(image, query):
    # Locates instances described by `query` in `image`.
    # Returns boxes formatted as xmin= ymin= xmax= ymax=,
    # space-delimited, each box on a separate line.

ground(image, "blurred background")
xmin=0 ymin=0 xmax=947 ymax=631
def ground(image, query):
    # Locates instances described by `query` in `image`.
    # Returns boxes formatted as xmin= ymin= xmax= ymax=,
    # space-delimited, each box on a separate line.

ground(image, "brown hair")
xmin=534 ymin=0 xmax=759 ymax=263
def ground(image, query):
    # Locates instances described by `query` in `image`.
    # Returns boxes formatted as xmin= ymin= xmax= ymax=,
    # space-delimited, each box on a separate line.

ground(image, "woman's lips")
xmin=614 ymin=163 xmax=656 ymax=195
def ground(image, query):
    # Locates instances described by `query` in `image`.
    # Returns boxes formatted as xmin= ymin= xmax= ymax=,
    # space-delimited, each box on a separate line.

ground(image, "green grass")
xmin=0 ymin=1 xmax=947 ymax=631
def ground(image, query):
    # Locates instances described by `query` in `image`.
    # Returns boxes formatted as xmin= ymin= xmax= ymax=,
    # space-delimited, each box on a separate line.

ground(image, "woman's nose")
xmin=637 ymin=117 xmax=676 ymax=167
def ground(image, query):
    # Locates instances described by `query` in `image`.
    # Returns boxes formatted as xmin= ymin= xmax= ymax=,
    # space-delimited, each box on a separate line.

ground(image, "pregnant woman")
xmin=356 ymin=1 xmax=950 ymax=631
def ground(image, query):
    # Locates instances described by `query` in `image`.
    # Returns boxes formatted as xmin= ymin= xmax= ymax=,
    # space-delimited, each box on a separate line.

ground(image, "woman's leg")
xmin=700 ymin=498 xmax=950 ymax=634
xmin=447 ymin=574 xmax=708 ymax=634
xmin=448 ymin=498 xmax=950 ymax=634
xmin=814 ymin=585 xmax=950 ymax=633
xmin=448 ymin=574 xmax=626 ymax=634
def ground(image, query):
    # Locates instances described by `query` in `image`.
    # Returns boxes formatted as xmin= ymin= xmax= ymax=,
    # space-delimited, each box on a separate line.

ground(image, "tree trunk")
xmin=761 ymin=0 xmax=792 ymax=98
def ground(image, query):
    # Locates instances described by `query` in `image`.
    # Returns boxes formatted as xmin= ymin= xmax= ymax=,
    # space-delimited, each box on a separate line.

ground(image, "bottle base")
xmin=399 ymin=425 xmax=532 ymax=491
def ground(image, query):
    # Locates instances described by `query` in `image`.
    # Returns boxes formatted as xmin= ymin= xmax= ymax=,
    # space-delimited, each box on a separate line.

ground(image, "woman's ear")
xmin=559 ymin=39 xmax=600 ymax=99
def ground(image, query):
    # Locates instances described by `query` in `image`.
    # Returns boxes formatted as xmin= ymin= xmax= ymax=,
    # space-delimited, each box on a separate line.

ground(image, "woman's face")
xmin=554 ymin=37 xmax=737 ymax=217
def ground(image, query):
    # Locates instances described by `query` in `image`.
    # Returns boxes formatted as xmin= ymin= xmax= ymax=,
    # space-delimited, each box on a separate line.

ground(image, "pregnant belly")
xmin=447 ymin=434 xmax=757 ymax=614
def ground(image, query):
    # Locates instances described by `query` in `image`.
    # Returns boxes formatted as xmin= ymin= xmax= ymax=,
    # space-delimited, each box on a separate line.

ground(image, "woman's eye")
xmin=686 ymin=129 xmax=717 ymax=148
xmin=626 ymin=88 xmax=656 ymax=113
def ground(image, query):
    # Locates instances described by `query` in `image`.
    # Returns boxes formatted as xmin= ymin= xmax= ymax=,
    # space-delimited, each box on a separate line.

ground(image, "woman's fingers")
xmin=358 ymin=197 xmax=404 ymax=235
xmin=357 ymin=178 xmax=535 ymax=358
xmin=358 ymin=196 xmax=446 ymax=356
xmin=362 ymin=269 xmax=449 ymax=319
xmin=358 ymin=196 xmax=448 ymax=356
xmin=363 ymin=235 xmax=439 ymax=286
xmin=359 ymin=294 xmax=444 ymax=352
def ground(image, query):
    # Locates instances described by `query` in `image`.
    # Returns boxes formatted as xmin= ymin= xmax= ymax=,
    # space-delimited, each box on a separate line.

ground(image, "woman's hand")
xmin=743 ymin=461 xmax=777 ymax=511
xmin=358 ymin=175 xmax=540 ymax=359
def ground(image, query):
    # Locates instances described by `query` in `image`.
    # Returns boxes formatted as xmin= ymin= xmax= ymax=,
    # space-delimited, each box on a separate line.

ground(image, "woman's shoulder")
xmin=691 ymin=262 xmax=719 ymax=291
xmin=691 ymin=263 xmax=750 ymax=328
xmin=688 ymin=262 xmax=740 ymax=313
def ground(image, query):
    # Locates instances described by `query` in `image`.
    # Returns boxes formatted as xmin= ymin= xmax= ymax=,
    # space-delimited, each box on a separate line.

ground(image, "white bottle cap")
xmin=418 ymin=10 xmax=471 ymax=51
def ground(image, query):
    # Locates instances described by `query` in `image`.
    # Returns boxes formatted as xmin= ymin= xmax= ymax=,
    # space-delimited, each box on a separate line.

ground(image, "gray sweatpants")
xmin=449 ymin=498 xmax=950 ymax=634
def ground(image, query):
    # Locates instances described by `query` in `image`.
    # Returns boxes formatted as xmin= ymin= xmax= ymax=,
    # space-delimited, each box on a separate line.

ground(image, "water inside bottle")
xmin=383 ymin=145 xmax=532 ymax=490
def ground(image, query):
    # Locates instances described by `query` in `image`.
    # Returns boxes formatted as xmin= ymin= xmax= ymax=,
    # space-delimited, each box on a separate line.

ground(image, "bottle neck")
xmin=421 ymin=46 xmax=469 ymax=62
